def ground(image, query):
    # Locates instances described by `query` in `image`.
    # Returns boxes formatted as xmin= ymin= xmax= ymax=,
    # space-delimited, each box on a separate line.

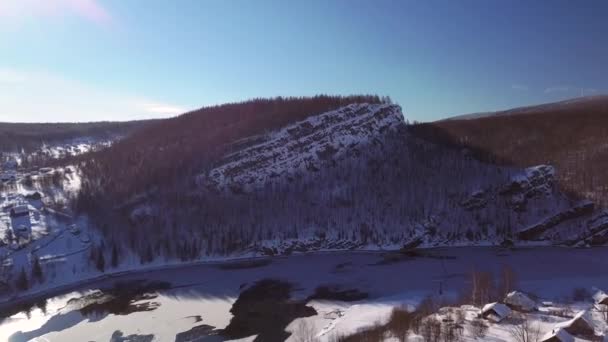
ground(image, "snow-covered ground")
xmin=2 ymin=247 xmax=608 ymax=341
xmin=0 ymin=164 xmax=95 ymax=298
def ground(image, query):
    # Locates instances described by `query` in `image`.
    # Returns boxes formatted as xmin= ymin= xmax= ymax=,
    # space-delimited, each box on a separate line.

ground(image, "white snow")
xmin=2 ymin=248 xmax=608 ymax=341
xmin=481 ymin=302 xmax=512 ymax=322
xmin=540 ymin=327 xmax=575 ymax=342
xmin=505 ymin=291 xmax=537 ymax=312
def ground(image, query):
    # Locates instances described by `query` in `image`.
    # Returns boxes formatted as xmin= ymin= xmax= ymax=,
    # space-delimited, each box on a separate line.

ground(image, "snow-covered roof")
xmin=593 ymin=290 xmax=608 ymax=304
xmin=554 ymin=310 xmax=593 ymax=330
xmin=541 ymin=328 xmax=575 ymax=342
xmin=10 ymin=204 xmax=29 ymax=215
xmin=504 ymin=291 xmax=536 ymax=311
xmin=481 ymin=302 xmax=511 ymax=321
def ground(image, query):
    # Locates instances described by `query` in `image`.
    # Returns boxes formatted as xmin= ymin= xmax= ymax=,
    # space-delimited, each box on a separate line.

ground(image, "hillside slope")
xmin=413 ymin=95 xmax=608 ymax=206
xmin=445 ymin=95 xmax=608 ymax=121
xmin=72 ymin=97 xmax=604 ymax=261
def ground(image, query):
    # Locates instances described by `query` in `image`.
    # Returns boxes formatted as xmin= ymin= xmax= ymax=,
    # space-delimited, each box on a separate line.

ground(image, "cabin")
xmin=25 ymin=191 xmax=42 ymax=201
xmin=593 ymin=290 xmax=608 ymax=306
xmin=480 ymin=302 xmax=511 ymax=322
xmin=3 ymin=158 xmax=17 ymax=170
xmin=540 ymin=328 xmax=575 ymax=342
xmin=553 ymin=311 xmax=595 ymax=339
xmin=10 ymin=205 xmax=29 ymax=218
xmin=504 ymin=291 xmax=537 ymax=312
xmin=0 ymin=172 xmax=15 ymax=182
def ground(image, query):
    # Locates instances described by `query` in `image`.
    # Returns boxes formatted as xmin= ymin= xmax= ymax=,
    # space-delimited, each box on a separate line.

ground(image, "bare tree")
xmin=498 ymin=264 xmax=517 ymax=298
xmin=596 ymin=304 xmax=608 ymax=323
xmin=468 ymin=319 xmax=488 ymax=340
xmin=471 ymin=270 xmax=495 ymax=306
xmin=454 ymin=309 xmax=466 ymax=325
xmin=421 ymin=318 xmax=442 ymax=342
xmin=507 ymin=314 xmax=541 ymax=342
xmin=293 ymin=319 xmax=317 ymax=342
xmin=442 ymin=322 xmax=459 ymax=342
xmin=387 ymin=307 xmax=413 ymax=342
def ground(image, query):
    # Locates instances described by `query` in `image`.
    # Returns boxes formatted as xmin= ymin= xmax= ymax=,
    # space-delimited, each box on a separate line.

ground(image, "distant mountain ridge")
xmin=445 ymin=94 xmax=608 ymax=121
xmin=0 ymin=120 xmax=157 ymax=153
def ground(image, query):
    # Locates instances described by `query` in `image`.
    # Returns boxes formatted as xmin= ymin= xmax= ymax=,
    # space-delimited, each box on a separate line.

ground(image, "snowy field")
xmin=2 ymin=247 xmax=608 ymax=341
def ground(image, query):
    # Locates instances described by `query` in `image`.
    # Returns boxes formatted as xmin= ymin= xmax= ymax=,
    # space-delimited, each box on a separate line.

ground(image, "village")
xmin=315 ymin=272 xmax=608 ymax=342
xmin=0 ymin=153 xmax=92 ymax=297
xmin=469 ymin=289 xmax=608 ymax=342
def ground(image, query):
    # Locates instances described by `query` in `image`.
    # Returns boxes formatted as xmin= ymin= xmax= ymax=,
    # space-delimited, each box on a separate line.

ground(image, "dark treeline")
xmin=0 ymin=120 xmax=156 ymax=153
xmin=411 ymin=97 xmax=608 ymax=205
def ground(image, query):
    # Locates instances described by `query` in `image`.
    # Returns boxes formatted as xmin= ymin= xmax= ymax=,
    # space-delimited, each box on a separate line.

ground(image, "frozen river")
xmin=2 ymin=246 xmax=608 ymax=341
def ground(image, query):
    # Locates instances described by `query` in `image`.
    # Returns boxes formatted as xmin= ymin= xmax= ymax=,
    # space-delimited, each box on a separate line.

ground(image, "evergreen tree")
xmin=96 ymin=252 xmax=105 ymax=272
xmin=111 ymin=244 xmax=119 ymax=268
xmin=16 ymin=267 xmax=28 ymax=291
xmin=32 ymin=257 xmax=43 ymax=282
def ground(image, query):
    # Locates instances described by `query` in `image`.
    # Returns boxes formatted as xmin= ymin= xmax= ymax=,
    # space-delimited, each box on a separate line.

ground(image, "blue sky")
xmin=1 ymin=0 xmax=607 ymax=122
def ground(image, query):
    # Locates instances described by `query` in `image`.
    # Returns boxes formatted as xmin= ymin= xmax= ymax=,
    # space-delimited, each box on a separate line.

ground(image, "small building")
xmin=25 ymin=192 xmax=43 ymax=201
xmin=593 ymin=290 xmax=608 ymax=306
xmin=553 ymin=311 xmax=595 ymax=339
xmin=504 ymin=291 xmax=537 ymax=312
xmin=540 ymin=328 xmax=575 ymax=342
xmin=0 ymin=172 xmax=15 ymax=182
xmin=480 ymin=302 xmax=511 ymax=322
xmin=10 ymin=205 xmax=29 ymax=218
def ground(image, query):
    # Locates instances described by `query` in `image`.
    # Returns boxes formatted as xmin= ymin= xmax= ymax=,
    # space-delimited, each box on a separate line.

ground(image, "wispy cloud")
xmin=544 ymin=86 xmax=602 ymax=96
xmin=544 ymin=86 xmax=571 ymax=94
xmin=583 ymin=88 xmax=598 ymax=95
xmin=0 ymin=0 xmax=113 ymax=27
xmin=511 ymin=84 xmax=529 ymax=91
xmin=137 ymin=102 xmax=187 ymax=116
xmin=0 ymin=69 xmax=27 ymax=84
xmin=0 ymin=68 xmax=189 ymax=122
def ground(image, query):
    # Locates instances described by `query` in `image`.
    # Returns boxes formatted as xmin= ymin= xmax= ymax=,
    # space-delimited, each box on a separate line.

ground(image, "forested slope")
xmin=70 ymin=96 xmax=603 ymax=263
xmin=413 ymin=95 xmax=608 ymax=205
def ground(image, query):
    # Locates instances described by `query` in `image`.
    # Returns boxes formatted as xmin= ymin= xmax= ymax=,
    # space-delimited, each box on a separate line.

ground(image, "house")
xmin=10 ymin=205 xmax=29 ymax=218
xmin=540 ymin=328 xmax=575 ymax=342
xmin=0 ymin=172 xmax=16 ymax=182
xmin=504 ymin=291 xmax=537 ymax=312
xmin=593 ymin=290 xmax=608 ymax=306
xmin=3 ymin=158 xmax=17 ymax=170
xmin=480 ymin=302 xmax=511 ymax=322
xmin=553 ymin=311 xmax=596 ymax=339
xmin=25 ymin=191 xmax=43 ymax=201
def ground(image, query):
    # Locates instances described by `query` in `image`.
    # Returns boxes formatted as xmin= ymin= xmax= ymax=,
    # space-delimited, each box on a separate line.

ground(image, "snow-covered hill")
xmin=119 ymin=102 xmax=607 ymax=258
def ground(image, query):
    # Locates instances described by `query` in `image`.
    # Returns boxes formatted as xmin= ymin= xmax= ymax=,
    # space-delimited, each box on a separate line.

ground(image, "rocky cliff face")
xmin=200 ymin=104 xmax=403 ymax=194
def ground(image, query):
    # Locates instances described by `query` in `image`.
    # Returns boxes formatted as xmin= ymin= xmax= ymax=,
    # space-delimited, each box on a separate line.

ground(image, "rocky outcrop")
xmin=517 ymin=201 xmax=594 ymax=240
xmin=501 ymin=165 xmax=555 ymax=211
xmin=461 ymin=165 xmax=555 ymax=212
xmin=461 ymin=190 xmax=488 ymax=210
xmin=565 ymin=211 xmax=608 ymax=246
xmin=199 ymin=104 xmax=403 ymax=193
